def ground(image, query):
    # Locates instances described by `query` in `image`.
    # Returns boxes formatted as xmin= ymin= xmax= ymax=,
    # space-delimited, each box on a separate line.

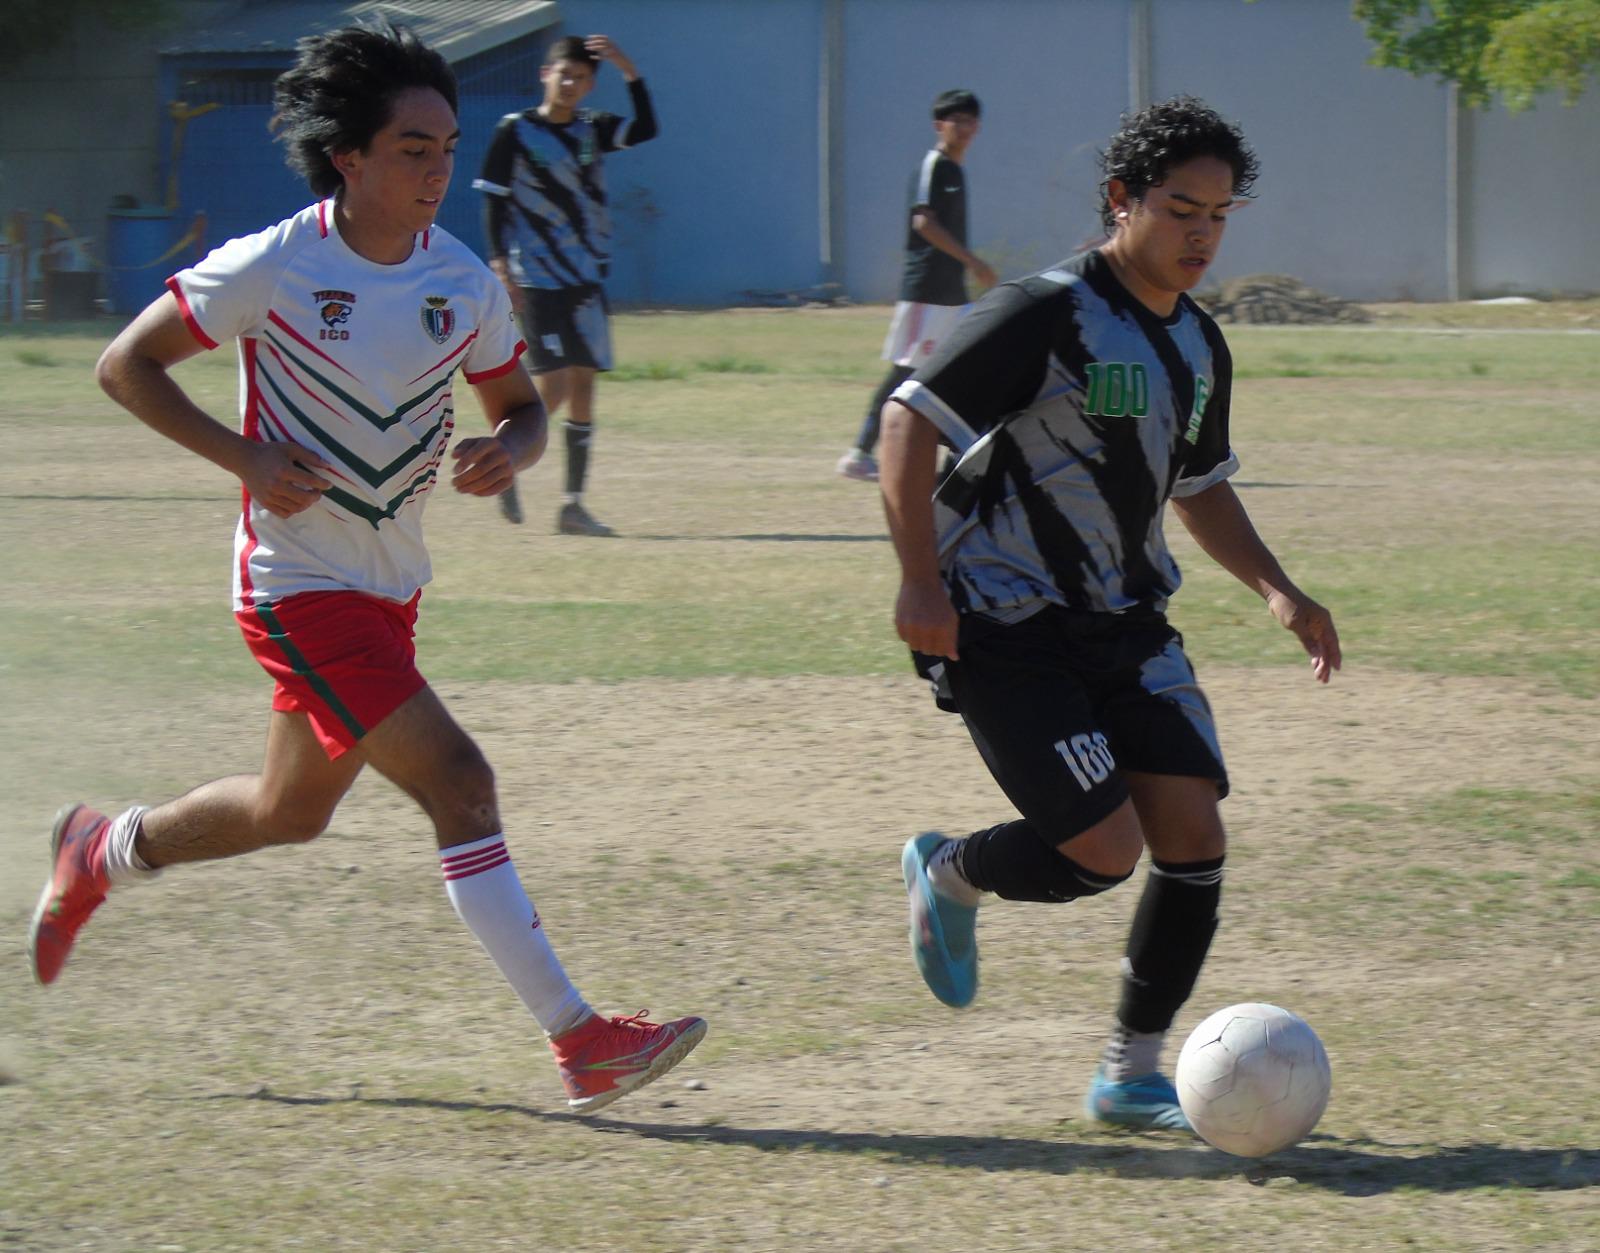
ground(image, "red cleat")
xmin=28 ymin=804 xmax=112 ymax=986
xmin=549 ymin=1009 xmax=707 ymax=1113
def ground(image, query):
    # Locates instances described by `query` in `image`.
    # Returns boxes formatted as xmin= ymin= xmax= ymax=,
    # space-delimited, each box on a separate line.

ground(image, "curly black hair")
xmin=1097 ymin=96 xmax=1258 ymax=233
xmin=271 ymin=21 xmax=459 ymax=197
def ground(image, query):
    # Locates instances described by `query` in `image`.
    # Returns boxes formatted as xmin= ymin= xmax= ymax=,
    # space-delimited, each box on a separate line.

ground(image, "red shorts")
xmin=236 ymin=590 xmax=427 ymax=761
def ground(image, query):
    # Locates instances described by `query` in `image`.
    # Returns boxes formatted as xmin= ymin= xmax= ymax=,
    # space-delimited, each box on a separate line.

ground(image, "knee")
xmin=416 ymin=743 xmax=498 ymax=826
xmin=1146 ymin=821 xmax=1227 ymax=864
xmin=1057 ymin=809 xmax=1145 ymax=882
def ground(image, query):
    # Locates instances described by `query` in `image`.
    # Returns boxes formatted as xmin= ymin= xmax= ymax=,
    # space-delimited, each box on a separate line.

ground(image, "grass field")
xmin=1 ymin=302 xmax=1597 ymax=1251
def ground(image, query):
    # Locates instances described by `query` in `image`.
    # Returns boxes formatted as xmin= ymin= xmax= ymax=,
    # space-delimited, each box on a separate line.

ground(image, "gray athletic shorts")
xmin=518 ymin=283 xmax=612 ymax=373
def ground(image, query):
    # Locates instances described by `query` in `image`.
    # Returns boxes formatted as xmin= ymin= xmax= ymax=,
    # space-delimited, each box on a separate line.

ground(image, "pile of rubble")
xmin=1195 ymin=274 xmax=1371 ymax=325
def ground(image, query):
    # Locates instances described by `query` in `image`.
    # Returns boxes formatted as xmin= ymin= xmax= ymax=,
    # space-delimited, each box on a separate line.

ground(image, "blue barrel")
xmin=106 ymin=206 xmax=180 ymax=315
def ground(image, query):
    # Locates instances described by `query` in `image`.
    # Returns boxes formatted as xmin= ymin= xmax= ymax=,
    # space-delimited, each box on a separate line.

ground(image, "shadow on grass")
xmin=2 ymin=493 xmax=232 ymax=504
xmin=625 ymin=533 xmax=887 ymax=544
xmin=212 ymin=1090 xmax=1597 ymax=1194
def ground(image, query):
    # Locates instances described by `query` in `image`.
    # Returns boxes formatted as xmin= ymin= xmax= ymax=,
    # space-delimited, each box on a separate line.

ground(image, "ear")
xmin=330 ymin=146 xmax=361 ymax=181
xmin=1106 ymin=177 xmax=1134 ymax=222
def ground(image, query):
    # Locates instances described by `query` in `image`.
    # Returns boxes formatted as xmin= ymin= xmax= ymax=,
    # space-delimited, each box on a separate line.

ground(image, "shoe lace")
xmin=610 ymin=1009 xmax=654 ymax=1030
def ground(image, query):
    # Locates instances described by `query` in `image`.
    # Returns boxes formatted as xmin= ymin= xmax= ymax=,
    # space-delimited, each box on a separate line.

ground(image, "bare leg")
xmin=565 ymin=367 xmax=596 ymax=427
xmin=1055 ymin=795 xmax=1147 ymax=875
xmin=533 ymin=366 xmax=574 ymax=420
xmin=135 ymin=710 xmax=363 ymax=868
xmin=1125 ymin=772 xmax=1226 ymax=862
xmin=353 ymin=685 xmax=500 ymax=848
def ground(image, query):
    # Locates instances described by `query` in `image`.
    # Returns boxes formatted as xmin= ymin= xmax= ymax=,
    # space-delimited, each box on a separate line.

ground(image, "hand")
xmin=451 ymin=435 xmax=515 ymax=497
xmin=969 ymin=258 xmax=998 ymax=289
xmin=584 ymin=34 xmax=635 ymax=76
xmin=1267 ymin=590 xmax=1342 ymax=684
xmin=896 ymin=577 xmax=960 ymax=660
xmin=242 ymin=441 xmax=333 ymax=518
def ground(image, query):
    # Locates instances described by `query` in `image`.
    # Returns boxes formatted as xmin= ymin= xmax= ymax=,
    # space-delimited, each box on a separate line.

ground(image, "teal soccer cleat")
xmin=901 ymin=832 xmax=979 ymax=1008
xmin=1084 ymin=1065 xmax=1193 ymax=1131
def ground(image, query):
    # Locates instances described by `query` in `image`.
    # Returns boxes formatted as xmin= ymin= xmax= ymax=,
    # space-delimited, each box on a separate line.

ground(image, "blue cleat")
xmin=901 ymin=832 xmax=978 ymax=1008
xmin=1084 ymin=1065 xmax=1193 ymax=1131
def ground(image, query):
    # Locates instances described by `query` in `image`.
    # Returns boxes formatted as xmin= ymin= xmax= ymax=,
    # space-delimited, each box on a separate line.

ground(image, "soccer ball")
xmin=1175 ymin=1002 xmax=1331 ymax=1157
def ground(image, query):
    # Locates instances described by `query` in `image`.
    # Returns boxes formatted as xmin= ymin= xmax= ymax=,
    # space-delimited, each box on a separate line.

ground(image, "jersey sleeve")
xmin=165 ymin=221 xmax=288 ymax=349
xmin=909 ymin=150 xmax=941 ymax=213
xmin=890 ymin=280 xmax=1061 ymax=453
xmin=1171 ymin=321 xmax=1239 ymax=496
xmin=920 ymin=155 xmax=961 ymax=224
xmin=462 ymin=270 xmax=526 ymax=383
xmin=597 ymin=80 xmax=657 ymax=151
xmin=473 ymin=116 xmax=519 ymax=197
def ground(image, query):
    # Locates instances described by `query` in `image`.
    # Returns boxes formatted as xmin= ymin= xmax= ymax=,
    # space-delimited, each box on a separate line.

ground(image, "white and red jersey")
xmin=167 ymin=200 xmax=525 ymax=609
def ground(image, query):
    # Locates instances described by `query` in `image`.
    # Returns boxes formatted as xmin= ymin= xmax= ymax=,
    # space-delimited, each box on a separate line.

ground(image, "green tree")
xmin=1352 ymin=0 xmax=1600 ymax=109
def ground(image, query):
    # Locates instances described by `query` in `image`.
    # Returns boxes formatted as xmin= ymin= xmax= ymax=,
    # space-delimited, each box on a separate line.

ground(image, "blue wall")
xmin=160 ymin=0 xmax=1600 ymax=304
xmin=554 ymin=0 xmax=826 ymax=304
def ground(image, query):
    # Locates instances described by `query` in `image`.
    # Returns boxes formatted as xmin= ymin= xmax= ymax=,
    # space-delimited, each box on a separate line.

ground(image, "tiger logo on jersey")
xmin=313 ymin=289 xmax=356 ymax=328
xmin=421 ymin=295 xmax=456 ymax=345
xmin=313 ymin=289 xmax=356 ymax=341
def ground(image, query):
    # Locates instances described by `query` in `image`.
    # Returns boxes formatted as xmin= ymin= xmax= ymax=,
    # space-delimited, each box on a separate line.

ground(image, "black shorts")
xmin=918 ymin=605 xmax=1228 ymax=841
xmin=518 ymin=284 xmax=612 ymax=373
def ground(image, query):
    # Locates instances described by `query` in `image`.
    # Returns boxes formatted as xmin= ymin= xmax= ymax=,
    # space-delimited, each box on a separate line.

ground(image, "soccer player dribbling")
xmin=880 ymin=97 xmax=1341 ymax=1131
xmin=27 ymin=21 xmax=704 ymax=1114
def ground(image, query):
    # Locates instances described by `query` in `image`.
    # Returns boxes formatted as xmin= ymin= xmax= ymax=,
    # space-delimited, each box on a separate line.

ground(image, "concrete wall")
xmin=1466 ymin=91 xmax=1600 ymax=296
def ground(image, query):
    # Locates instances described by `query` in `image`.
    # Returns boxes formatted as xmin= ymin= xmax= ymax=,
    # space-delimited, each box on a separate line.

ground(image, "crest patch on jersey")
xmin=420 ymin=296 xmax=456 ymax=345
xmin=314 ymin=289 xmax=357 ymax=327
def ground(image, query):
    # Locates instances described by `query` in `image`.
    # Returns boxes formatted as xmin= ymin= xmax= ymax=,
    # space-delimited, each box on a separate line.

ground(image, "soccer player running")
xmin=880 ymin=98 xmax=1340 ymax=1131
xmin=27 ymin=22 xmax=704 ymax=1114
xmin=836 ymin=89 xmax=996 ymax=483
xmin=475 ymin=34 xmax=656 ymax=535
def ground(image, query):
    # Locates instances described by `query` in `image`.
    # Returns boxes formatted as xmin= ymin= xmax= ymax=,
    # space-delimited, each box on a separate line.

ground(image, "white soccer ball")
xmin=1175 ymin=1002 xmax=1331 ymax=1157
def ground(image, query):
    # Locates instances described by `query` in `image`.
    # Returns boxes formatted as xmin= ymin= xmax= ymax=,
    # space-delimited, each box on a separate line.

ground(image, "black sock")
xmin=564 ymin=421 xmax=592 ymax=497
xmin=1116 ymin=856 xmax=1225 ymax=1034
xmin=957 ymin=821 xmax=1131 ymax=903
xmin=854 ymin=364 xmax=914 ymax=453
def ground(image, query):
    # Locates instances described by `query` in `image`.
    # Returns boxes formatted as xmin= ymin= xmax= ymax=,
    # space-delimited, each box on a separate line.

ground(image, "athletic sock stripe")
xmin=442 ymin=851 xmax=511 ymax=880
xmin=440 ymin=841 xmax=509 ymax=873
xmin=440 ymin=845 xmax=507 ymax=872
xmin=440 ymin=847 xmax=508 ymax=873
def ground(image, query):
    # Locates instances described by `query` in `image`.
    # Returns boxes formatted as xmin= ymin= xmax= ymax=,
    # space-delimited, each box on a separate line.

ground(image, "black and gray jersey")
xmin=474 ymin=80 xmax=656 ymax=290
xmin=899 ymin=149 xmax=968 ymax=306
xmin=893 ymin=249 xmax=1238 ymax=619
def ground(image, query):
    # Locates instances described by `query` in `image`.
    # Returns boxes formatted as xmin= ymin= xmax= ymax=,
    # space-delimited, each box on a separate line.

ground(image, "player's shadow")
xmin=626 ymin=532 xmax=886 ymax=543
xmin=213 ymin=1090 xmax=1596 ymax=1195
xmin=1 ymin=493 xmax=230 ymax=503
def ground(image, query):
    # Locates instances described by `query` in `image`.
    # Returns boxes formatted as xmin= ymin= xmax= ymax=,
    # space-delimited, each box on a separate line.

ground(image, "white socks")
xmin=440 ymin=835 xmax=592 ymax=1038
xmin=102 ymin=806 xmax=160 ymax=887
xmin=928 ymin=837 xmax=985 ymax=908
xmin=1101 ymin=1020 xmax=1166 ymax=1081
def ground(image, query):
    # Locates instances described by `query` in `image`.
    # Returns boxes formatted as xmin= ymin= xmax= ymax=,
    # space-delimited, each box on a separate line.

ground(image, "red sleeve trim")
xmin=463 ymin=340 xmax=526 ymax=384
xmin=165 ymin=275 xmax=219 ymax=349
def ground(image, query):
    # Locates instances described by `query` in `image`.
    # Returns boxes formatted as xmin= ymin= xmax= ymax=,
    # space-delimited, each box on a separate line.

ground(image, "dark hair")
xmin=932 ymin=89 xmax=980 ymax=120
xmin=271 ymin=21 xmax=458 ymax=197
xmin=544 ymin=35 xmax=597 ymax=68
xmin=1097 ymin=95 xmax=1258 ymax=233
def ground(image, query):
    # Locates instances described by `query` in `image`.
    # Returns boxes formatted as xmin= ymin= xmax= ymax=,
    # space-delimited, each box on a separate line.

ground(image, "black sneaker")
xmin=557 ymin=501 xmax=615 ymax=536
